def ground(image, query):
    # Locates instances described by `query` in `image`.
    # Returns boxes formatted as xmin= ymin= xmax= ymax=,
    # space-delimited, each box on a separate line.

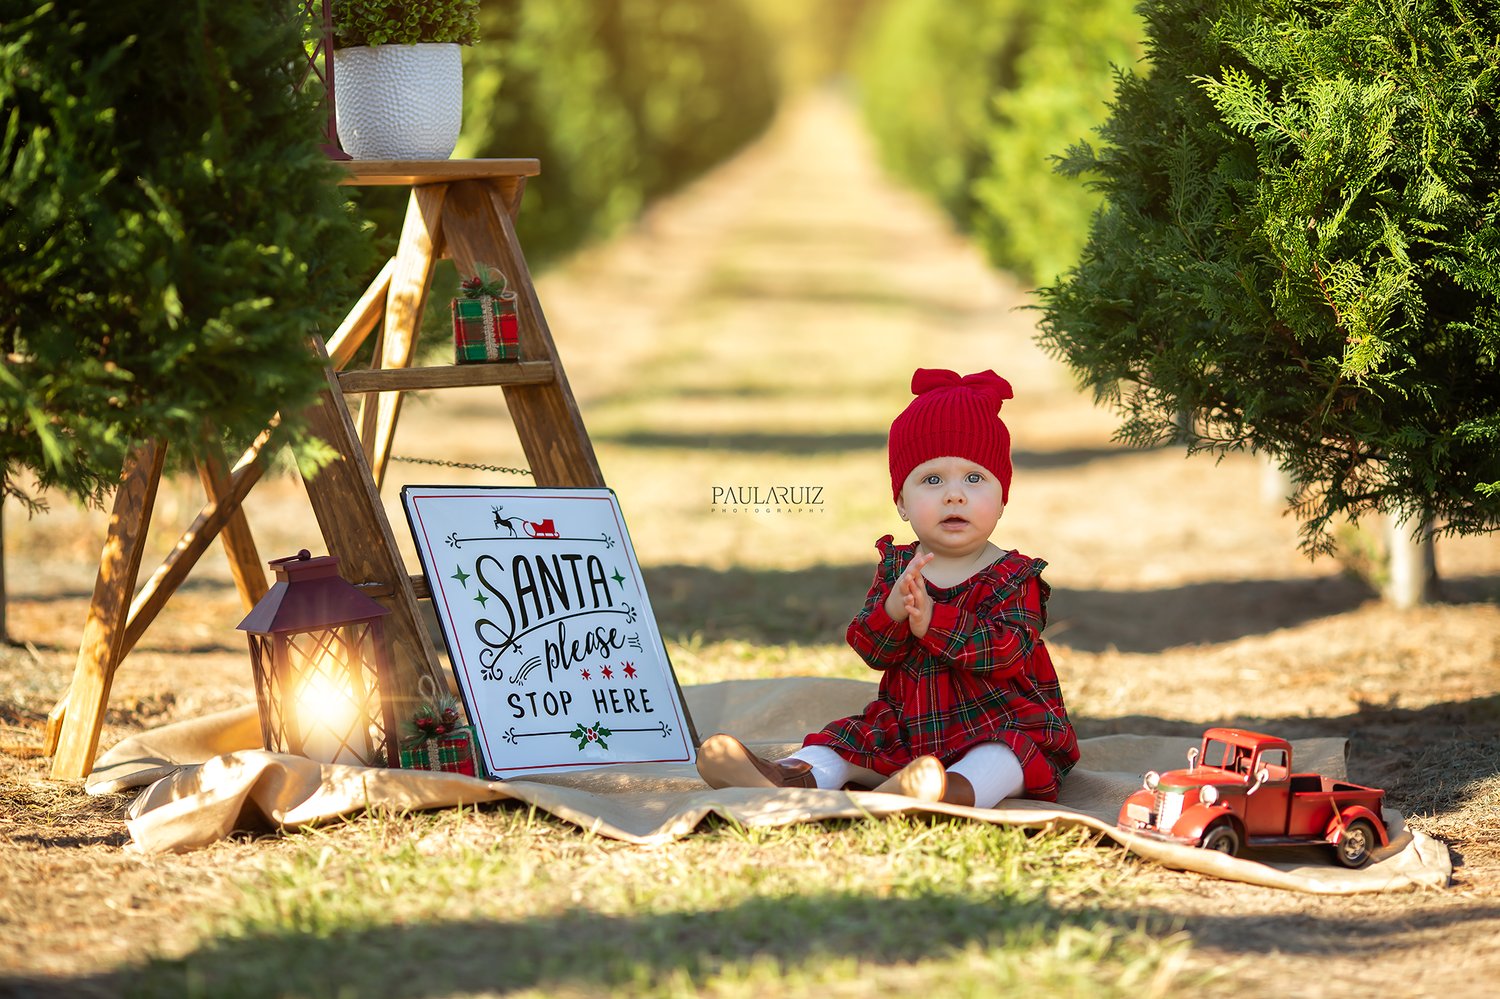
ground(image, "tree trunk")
xmin=1260 ymin=456 xmax=1292 ymax=509
xmin=1384 ymin=512 xmax=1437 ymax=608
xmin=0 ymin=486 xmax=8 ymax=644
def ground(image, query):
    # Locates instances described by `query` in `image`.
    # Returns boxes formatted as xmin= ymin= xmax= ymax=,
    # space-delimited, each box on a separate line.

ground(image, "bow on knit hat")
xmin=888 ymin=368 xmax=1015 ymax=502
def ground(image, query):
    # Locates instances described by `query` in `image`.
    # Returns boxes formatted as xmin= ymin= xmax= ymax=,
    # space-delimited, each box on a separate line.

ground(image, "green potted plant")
xmin=331 ymin=0 xmax=481 ymax=160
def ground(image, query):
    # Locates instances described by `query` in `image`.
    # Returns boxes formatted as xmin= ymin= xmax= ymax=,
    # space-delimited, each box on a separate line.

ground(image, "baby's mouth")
xmin=941 ymin=516 xmax=968 ymax=527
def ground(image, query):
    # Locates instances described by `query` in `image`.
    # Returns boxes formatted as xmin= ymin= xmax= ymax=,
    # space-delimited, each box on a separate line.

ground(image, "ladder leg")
xmin=196 ymin=441 xmax=268 ymax=611
xmin=439 ymin=179 xmax=604 ymax=487
xmin=301 ymin=340 xmax=443 ymax=721
xmin=359 ymin=184 xmax=447 ymax=488
xmin=327 ymin=257 xmax=394 ymax=369
xmin=119 ymin=424 xmax=275 ymax=658
xmin=50 ymin=440 xmax=167 ymax=779
xmin=339 ymin=257 xmax=396 ymax=466
xmin=42 ymin=688 xmax=67 ymax=756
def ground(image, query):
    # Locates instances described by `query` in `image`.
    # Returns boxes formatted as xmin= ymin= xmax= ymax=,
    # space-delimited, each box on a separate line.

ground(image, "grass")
xmin=121 ymin=808 xmax=1201 ymax=998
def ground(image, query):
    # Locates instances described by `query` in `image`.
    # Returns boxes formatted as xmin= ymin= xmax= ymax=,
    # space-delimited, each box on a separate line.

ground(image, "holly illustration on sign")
xmin=571 ymin=721 xmax=612 ymax=751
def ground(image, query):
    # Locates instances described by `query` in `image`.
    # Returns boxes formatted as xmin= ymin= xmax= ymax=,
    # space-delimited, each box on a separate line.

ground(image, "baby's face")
xmin=895 ymin=456 xmax=1005 ymax=558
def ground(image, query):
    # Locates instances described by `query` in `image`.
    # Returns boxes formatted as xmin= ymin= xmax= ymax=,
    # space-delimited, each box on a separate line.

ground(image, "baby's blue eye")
xmin=923 ymin=474 xmax=941 ymax=485
xmin=966 ymin=472 xmax=984 ymax=483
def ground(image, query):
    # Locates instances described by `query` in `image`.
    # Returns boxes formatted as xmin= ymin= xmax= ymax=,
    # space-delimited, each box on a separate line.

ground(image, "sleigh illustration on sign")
xmin=525 ymin=519 xmax=561 ymax=539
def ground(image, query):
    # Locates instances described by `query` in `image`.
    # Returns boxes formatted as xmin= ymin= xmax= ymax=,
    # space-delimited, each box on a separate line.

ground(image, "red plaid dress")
xmin=802 ymin=536 xmax=1080 ymax=800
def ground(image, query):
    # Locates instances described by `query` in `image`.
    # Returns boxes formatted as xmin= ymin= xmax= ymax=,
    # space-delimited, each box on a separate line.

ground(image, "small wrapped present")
xmin=452 ymin=265 xmax=519 ymax=363
xmin=398 ymin=677 xmax=481 ymax=777
xmin=400 ymin=731 xmax=479 ymax=775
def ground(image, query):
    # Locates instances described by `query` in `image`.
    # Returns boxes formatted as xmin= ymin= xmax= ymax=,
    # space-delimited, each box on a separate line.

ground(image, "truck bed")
xmin=1286 ymin=774 xmax=1383 ymax=838
xmin=1290 ymin=774 xmax=1372 ymax=794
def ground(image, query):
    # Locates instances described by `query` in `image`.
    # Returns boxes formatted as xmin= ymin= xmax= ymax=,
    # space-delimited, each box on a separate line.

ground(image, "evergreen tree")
xmin=456 ymin=0 xmax=778 ymax=267
xmin=1040 ymin=0 xmax=1500 ymax=553
xmin=852 ymin=0 xmax=1145 ymax=286
xmin=1 ymin=0 xmax=372 ymax=511
xmin=853 ymin=0 xmax=1027 ymax=227
xmin=972 ymin=0 xmax=1143 ymax=285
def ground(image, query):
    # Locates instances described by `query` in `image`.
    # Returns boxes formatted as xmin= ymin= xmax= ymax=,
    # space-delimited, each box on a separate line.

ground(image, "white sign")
xmin=402 ymin=486 xmax=695 ymax=777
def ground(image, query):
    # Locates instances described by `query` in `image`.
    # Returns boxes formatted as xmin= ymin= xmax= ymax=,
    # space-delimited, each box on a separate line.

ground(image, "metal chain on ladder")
xmin=388 ymin=455 xmax=532 ymax=478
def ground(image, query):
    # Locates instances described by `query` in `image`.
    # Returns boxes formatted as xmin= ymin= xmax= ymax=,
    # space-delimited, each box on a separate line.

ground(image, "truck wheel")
xmin=1200 ymin=823 xmax=1240 ymax=857
xmin=1334 ymin=819 xmax=1377 ymax=869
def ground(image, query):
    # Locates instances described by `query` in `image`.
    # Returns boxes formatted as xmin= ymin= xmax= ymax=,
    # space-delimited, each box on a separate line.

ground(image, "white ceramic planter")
xmin=333 ymin=43 xmax=463 ymax=160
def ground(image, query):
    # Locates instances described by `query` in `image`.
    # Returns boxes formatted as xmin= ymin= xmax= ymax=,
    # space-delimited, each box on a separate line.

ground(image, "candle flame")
xmin=293 ymin=645 xmax=370 ymax=765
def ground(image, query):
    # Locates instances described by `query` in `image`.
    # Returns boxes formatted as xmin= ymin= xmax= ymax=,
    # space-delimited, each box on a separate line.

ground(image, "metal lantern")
xmin=237 ymin=550 xmax=398 ymax=766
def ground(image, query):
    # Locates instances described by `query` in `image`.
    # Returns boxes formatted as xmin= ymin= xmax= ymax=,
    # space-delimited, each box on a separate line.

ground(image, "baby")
xmin=695 ymin=368 xmax=1079 ymax=806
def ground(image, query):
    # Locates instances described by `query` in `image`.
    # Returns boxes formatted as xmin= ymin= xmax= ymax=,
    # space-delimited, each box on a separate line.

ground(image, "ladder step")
xmin=340 ymin=158 xmax=540 ymax=187
xmin=337 ymin=360 xmax=555 ymax=394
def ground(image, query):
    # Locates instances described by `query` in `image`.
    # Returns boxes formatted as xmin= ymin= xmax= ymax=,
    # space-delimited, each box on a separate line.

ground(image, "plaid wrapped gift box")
xmin=452 ymin=294 xmax=519 ymax=363
xmin=399 ymin=727 xmax=480 ymax=777
xmin=397 ymin=676 xmax=482 ymax=776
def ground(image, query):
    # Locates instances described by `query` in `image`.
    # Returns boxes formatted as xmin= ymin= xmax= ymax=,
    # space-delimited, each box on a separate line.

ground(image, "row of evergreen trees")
xmin=851 ymin=0 xmax=1142 ymax=285
xmin=7 ymin=0 xmax=1495 ymax=560
xmin=453 ymin=0 xmax=780 ymax=268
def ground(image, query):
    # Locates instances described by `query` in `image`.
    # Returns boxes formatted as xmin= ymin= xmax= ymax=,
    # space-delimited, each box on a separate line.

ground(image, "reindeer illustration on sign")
xmin=491 ymin=506 xmax=524 ymax=537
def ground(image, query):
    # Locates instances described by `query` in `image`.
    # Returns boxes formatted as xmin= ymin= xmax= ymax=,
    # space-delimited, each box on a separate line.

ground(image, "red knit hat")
xmin=888 ymin=368 xmax=1015 ymax=502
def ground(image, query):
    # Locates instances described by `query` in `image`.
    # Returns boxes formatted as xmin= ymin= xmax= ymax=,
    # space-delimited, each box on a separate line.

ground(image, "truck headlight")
xmin=1144 ymin=771 xmax=1160 ymax=791
xmin=1200 ymin=784 xmax=1219 ymax=805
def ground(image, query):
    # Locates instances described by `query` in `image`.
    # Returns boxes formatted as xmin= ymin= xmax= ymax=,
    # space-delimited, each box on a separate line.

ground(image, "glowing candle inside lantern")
xmin=292 ymin=644 xmax=373 ymax=765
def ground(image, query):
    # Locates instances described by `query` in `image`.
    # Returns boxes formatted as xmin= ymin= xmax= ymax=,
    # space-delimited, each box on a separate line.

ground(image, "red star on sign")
xmin=580 ymin=669 xmax=591 ymax=681
xmin=622 ymin=662 xmax=637 ymax=679
xmin=600 ymin=665 xmax=614 ymax=680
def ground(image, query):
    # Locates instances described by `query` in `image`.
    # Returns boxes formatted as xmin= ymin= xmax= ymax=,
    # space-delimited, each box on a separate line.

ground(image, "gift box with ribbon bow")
xmin=397 ymin=677 xmax=481 ymax=777
xmin=452 ymin=265 xmax=519 ymax=363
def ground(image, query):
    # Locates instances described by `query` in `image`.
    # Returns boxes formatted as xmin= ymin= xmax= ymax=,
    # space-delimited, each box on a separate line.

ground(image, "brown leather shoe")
xmin=872 ymin=755 xmax=947 ymax=801
xmin=697 ymin=734 xmax=816 ymax=789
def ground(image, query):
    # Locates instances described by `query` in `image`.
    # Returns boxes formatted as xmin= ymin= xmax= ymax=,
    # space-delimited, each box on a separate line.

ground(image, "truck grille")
xmin=1158 ymin=790 xmax=1184 ymax=829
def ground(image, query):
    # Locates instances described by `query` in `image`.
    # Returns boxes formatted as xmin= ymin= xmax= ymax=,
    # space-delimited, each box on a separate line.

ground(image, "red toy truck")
xmin=1117 ymin=727 xmax=1389 ymax=868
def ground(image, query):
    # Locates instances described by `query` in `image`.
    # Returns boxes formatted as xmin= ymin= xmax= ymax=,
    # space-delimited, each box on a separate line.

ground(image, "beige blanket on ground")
xmin=87 ymin=677 xmax=1449 ymax=894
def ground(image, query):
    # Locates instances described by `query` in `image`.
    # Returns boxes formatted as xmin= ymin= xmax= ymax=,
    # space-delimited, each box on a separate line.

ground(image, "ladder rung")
xmin=337 ymin=360 xmax=555 ymax=394
xmin=410 ymin=573 xmax=430 ymax=599
xmin=339 ymin=158 xmax=541 ymax=187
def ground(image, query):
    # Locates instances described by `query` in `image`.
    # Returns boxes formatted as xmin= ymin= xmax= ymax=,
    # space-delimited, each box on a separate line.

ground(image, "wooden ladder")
xmin=47 ymin=159 xmax=604 ymax=779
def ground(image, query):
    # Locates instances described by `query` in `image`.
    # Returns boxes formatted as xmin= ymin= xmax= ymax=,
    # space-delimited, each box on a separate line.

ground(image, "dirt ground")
xmin=3 ymin=92 xmax=1500 ymax=996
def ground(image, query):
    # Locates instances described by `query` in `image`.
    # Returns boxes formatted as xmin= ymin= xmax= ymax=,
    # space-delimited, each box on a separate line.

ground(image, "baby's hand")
xmin=902 ymin=569 xmax=933 ymax=639
xmin=883 ymin=552 xmax=934 ymax=626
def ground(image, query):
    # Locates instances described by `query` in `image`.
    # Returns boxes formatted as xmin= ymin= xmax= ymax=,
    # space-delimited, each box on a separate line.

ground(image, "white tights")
xmin=784 ymin=741 xmax=1025 ymax=808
